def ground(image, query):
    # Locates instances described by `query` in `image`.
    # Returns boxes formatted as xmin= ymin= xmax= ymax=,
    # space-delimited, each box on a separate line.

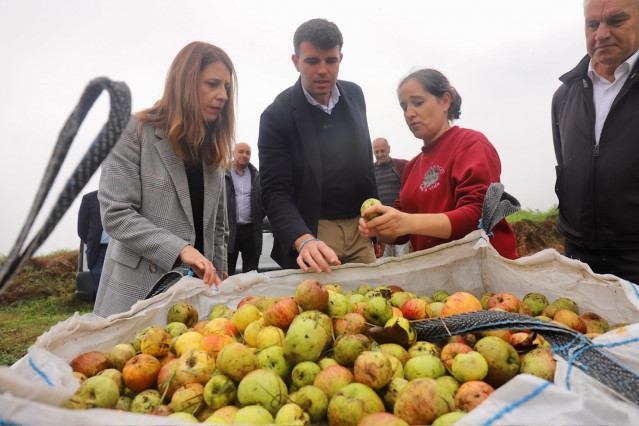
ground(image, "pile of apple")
xmin=63 ymin=281 xmax=623 ymax=425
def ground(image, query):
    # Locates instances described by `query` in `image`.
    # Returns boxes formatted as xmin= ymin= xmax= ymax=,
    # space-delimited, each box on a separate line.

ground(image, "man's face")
xmin=373 ymin=140 xmax=391 ymax=164
xmin=233 ymin=143 xmax=251 ymax=169
xmin=292 ymin=41 xmax=342 ymax=106
xmin=585 ymin=0 xmax=639 ymax=71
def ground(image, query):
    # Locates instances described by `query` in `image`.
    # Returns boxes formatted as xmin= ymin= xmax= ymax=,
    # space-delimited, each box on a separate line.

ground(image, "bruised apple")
xmin=328 ymin=382 xmax=385 ymax=426
xmin=394 ymin=378 xmax=449 ymax=425
xmin=70 ymin=350 xmax=109 ymax=378
xmin=167 ymin=302 xmax=199 ymax=328
xmin=122 ymin=353 xmax=161 ymax=392
xmin=454 ymin=381 xmax=494 ymax=412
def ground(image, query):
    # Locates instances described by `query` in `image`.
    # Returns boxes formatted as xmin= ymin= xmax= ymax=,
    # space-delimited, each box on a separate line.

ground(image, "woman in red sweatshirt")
xmin=359 ymin=69 xmax=518 ymax=259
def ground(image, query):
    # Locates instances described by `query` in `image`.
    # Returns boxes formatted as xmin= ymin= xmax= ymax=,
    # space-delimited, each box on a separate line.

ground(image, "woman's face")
xmin=398 ymin=78 xmax=451 ymax=145
xmin=198 ymin=61 xmax=231 ymax=122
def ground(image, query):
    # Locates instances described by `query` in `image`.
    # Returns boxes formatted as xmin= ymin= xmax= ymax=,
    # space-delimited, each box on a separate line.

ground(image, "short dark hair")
xmin=398 ymin=69 xmax=462 ymax=121
xmin=293 ymin=18 xmax=343 ymax=56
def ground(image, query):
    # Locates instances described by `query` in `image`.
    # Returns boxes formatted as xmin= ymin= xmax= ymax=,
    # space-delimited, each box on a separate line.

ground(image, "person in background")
xmin=225 ymin=142 xmax=264 ymax=275
xmin=372 ymin=137 xmax=409 ymax=258
xmin=94 ymin=41 xmax=236 ymax=317
xmin=552 ymin=0 xmax=639 ymax=284
xmin=258 ymin=18 xmax=378 ymax=274
xmin=360 ymin=69 xmax=518 ymax=259
xmin=77 ymin=190 xmax=110 ymax=294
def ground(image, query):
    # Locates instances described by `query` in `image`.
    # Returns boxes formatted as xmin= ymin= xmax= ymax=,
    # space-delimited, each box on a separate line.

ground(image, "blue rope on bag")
xmin=480 ymin=381 xmax=553 ymax=425
xmin=412 ymin=310 xmax=639 ymax=407
xmin=0 ymin=77 xmax=131 ymax=295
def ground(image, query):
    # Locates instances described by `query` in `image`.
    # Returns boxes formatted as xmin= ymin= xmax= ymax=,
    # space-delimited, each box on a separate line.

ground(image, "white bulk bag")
xmin=2 ymin=230 xmax=639 ymax=425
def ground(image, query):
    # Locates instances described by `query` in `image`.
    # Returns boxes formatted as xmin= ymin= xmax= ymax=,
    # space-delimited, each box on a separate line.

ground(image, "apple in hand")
xmin=361 ymin=198 xmax=383 ymax=221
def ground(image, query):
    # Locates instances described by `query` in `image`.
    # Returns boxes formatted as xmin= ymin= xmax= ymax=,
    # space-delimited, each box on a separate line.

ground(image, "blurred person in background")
xmin=372 ymin=137 xmax=409 ymax=258
xmin=225 ymin=142 xmax=264 ymax=275
xmin=77 ymin=190 xmax=110 ymax=294
xmin=95 ymin=41 xmax=236 ymax=317
xmin=360 ymin=69 xmax=518 ymax=259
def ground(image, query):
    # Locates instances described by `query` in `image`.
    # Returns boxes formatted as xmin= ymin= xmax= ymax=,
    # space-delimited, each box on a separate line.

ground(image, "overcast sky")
xmin=0 ymin=0 xmax=586 ymax=256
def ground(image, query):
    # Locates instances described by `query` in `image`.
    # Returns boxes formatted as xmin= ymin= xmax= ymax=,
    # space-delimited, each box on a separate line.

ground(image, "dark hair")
xmin=293 ymin=18 xmax=343 ymax=56
xmin=398 ymin=69 xmax=462 ymax=121
xmin=135 ymin=41 xmax=237 ymax=169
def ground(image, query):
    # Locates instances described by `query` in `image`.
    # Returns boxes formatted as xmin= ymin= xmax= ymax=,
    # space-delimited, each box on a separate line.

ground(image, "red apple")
xmin=294 ymin=279 xmax=329 ymax=312
xmin=333 ymin=312 xmax=368 ymax=336
xmin=454 ymin=380 xmax=494 ymax=412
xmin=440 ymin=342 xmax=473 ymax=371
xmin=263 ymin=297 xmax=299 ymax=329
xmin=401 ymin=298 xmax=431 ymax=320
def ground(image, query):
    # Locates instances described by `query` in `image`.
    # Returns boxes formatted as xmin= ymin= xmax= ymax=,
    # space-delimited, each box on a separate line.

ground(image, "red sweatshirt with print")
xmin=396 ymin=126 xmax=518 ymax=259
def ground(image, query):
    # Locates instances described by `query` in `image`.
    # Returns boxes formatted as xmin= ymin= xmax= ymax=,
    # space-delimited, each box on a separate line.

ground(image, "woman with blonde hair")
xmin=94 ymin=41 xmax=236 ymax=317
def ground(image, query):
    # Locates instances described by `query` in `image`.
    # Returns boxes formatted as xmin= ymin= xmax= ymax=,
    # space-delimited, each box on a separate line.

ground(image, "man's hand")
xmin=179 ymin=245 xmax=221 ymax=287
xmin=295 ymin=235 xmax=341 ymax=273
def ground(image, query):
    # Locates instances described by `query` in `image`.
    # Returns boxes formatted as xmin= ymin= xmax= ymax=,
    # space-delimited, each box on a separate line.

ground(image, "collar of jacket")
xmin=560 ymin=53 xmax=639 ymax=85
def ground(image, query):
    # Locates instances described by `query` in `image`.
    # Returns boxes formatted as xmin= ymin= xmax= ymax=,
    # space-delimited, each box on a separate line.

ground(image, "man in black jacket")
xmin=552 ymin=0 xmax=639 ymax=283
xmin=225 ymin=142 xmax=264 ymax=275
xmin=77 ymin=190 xmax=110 ymax=293
xmin=258 ymin=18 xmax=378 ymax=273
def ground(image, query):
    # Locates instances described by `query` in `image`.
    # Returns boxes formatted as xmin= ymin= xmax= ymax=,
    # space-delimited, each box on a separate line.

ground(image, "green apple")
xmin=361 ymin=198 xmax=382 ymax=221
xmin=474 ymin=336 xmax=520 ymax=387
xmin=203 ymin=374 xmax=236 ymax=410
xmin=404 ymin=354 xmax=446 ymax=381
xmin=275 ymin=403 xmax=311 ymax=425
xmin=522 ymin=293 xmax=549 ymax=317
xmin=291 ymin=361 xmax=322 ymax=388
xmin=294 ymin=385 xmax=329 ymax=422
xmin=327 ymin=383 xmax=385 ymax=426
xmin=76 ymin=375 xmax=120 ymax=409
xmin=451 ymin=351 xmax=488 ymax=383
xmin=237 ymin=368 xmax=288 ymax=415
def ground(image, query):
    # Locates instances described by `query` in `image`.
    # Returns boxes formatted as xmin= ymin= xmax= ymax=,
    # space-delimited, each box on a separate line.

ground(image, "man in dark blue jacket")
xmin=552 ymin=0 xmax=639 ymax=284
xmin=225 ymin=142 xmax=264 ymax=275
xmin=77 ymin=190 xmax=109 ymax=293
xmin=258 ymin=18 xmax=378 ymax=273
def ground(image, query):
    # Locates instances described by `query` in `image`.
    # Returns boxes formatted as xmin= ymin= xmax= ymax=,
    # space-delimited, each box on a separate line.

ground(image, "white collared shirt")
xmin=588 ymin=49 xmax=639 ymax=144
xmin=302 ymin=84 xmax=341 ymax=114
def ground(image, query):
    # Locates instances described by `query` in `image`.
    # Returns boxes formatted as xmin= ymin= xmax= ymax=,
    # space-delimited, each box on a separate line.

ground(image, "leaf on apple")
xmin=368 ymin=322 xmax=410 ymax=347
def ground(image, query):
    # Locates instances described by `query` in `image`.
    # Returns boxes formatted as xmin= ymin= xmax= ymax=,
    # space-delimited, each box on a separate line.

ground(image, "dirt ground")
xmin=511 ymin=219 xmax=564 ymax=257
xmin=0 ymin=219 xmax=563 ymax=304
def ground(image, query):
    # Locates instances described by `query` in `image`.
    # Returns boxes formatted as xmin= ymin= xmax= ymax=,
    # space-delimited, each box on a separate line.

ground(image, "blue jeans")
xmin=383 ymin=242 xmax=410 ymax=258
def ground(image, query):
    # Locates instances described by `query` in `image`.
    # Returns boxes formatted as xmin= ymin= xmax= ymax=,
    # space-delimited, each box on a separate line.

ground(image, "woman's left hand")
xmin=179 ymin=245 xmax=222 ymax=287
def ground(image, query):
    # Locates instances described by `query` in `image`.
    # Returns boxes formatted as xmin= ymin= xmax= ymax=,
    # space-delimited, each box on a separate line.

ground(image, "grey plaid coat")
xmin=94 ymin=117 xmax=228 ymax=317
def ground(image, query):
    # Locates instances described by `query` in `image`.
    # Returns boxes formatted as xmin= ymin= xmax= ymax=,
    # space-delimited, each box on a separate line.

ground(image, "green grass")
xmin=0 ymin=250 xmax=93 ymax=366
xmin=0 ymin=297 xmax=93 ymax=365
xmin=507 ymin=206 xmax=558 ymax=223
